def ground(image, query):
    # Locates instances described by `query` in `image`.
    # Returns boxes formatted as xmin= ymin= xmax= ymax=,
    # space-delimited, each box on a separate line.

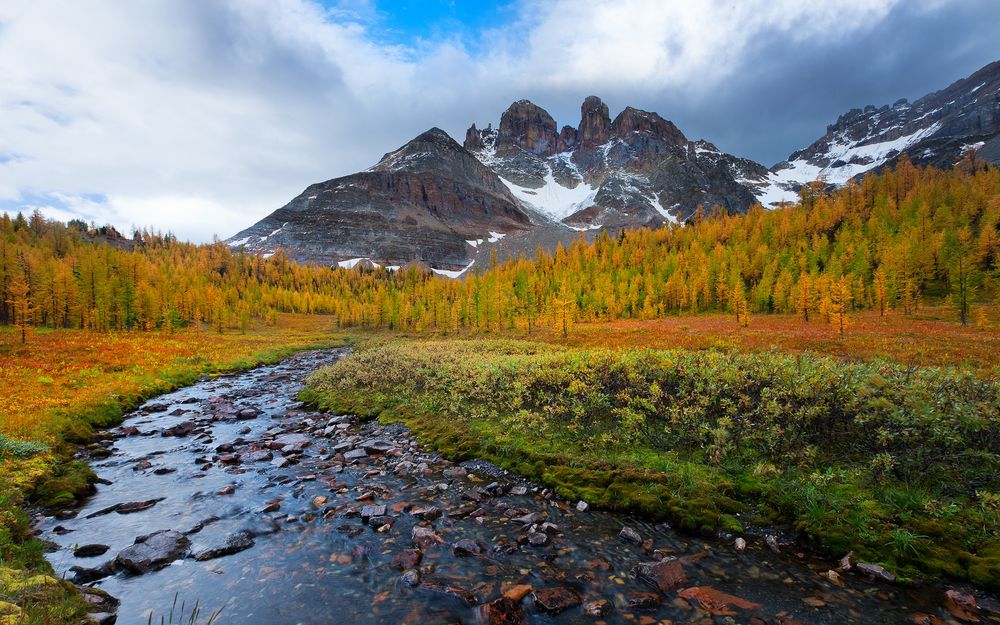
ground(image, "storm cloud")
xmin=1 ymin=0 xmax=997 ymax=241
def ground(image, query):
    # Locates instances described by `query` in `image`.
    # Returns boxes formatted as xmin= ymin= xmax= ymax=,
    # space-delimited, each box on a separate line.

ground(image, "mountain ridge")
xmin=227 ymin=59 xmax=1000 ymax=273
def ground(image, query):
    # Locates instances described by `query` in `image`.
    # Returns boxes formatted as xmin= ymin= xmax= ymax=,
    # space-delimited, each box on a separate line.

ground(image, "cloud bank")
xmin=0 ymin=0 xmax=996 ymax=241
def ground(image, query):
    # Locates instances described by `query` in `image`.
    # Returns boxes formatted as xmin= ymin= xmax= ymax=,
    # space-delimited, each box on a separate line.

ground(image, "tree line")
xmin=2 ymin=158 xmax=997 ymax=341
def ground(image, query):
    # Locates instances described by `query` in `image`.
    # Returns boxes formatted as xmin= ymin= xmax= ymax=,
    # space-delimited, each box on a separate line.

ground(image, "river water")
xmin=38 ymin=349 xmax=995 ymax=624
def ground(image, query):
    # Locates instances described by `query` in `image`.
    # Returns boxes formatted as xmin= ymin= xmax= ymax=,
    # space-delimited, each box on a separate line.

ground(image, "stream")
xmin=37 ymin=349 xmax=997 ymax=625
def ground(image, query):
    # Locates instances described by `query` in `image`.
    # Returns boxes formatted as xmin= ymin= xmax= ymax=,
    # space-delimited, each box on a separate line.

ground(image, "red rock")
xmin=634 ymin=556 xmax=687 ymax=593
xmin=502 ymin=584 xmax=532 ymax=602
xmin=944 ymin=589 xmax=980 ymax=622
xmin=678 ymin=586 xmax=762 ymax=616
xmin=475 ymin=596 xmax=528 ymax=625
xmin=531 ymin=587 xmax=582 ymax=614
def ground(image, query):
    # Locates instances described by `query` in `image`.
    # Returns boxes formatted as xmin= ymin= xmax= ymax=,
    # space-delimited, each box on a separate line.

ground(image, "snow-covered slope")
xmin=755 ymin=59 xmax=1000 ymax=205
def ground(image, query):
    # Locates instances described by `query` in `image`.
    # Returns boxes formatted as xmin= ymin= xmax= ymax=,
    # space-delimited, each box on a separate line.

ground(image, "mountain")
xmin=226 ymin=128 xmax=531 ymax=272
xmin=227 ymin=60 xmax=1000 ymax=272
xmin=755 ymin=60 xmax=1000 ymax=205
xmin=464 ymin=96 xmax=766 ymax=229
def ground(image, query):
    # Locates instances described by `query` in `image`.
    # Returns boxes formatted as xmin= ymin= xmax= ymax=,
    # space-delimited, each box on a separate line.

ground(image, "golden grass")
xmin=0 ymin=314 xmax=344 ymax=440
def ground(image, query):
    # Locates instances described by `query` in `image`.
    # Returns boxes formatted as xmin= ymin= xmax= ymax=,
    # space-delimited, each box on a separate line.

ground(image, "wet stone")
xmin=344 ymin=448 xmax=368 ymax=461
xmin=360 ymin=504 xmax=387 ymax=521
xmin=634 ymin=556 xmax=687 ymax=593
xmin=193 ymin=530 xmax=256 ymax=561
xmin=531 ymin=587 xmax=582 ymax=614
xmin=391 ymin=549 xmax=423 ymax=570
xmin=73 ymin=544 xmax=110 ymax=558
xmin=627 ymin=592 xmax=661 ymax=609
xmin=475 ymin=597 xmax=528 ymax=625
xmin=161 ymin=421 xmax=197 ymax=437
xmin=453 ymin=539 xmax=482 ymax=557
xmin=583 ymin=599 xmax=611 ymax=616
xmin=855 ymin=562 xmax=896 ymax=583
xmin=619 ymin=526 xmax=643 ymax=544
xmin=115 ymin=530 xmax=190 ymax=574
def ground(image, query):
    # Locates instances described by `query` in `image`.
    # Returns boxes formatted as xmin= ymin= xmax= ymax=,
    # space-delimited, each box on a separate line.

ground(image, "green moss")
xmin=30 ymin=461 xmax=96 ymax=510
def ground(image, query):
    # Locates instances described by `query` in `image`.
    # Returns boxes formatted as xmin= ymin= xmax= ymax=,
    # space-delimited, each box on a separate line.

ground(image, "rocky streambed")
xmin=37 ymin=349 xmax=998 ymax=624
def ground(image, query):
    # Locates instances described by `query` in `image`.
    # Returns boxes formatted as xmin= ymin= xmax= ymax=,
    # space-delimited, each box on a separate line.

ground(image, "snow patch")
xmin=431 ymin=260 xmax=475 ymax=278
xmin=487 ymin=231 xmax=506 ymax=243
xmin=500 ymin=165 xmax=598 ymax=221
xmin=338 ymin=257 xmax=378 ymax=269
xmin=228 ymin=236 xmax=250 ymax=248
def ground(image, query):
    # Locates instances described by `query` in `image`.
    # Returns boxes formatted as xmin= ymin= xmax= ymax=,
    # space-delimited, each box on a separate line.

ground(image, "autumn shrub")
xmin=306 ymin=339 xmax=1000 ymax=588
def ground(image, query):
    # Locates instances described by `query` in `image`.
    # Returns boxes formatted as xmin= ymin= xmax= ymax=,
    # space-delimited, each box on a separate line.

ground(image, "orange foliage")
xmin=0 ymin=314 xmax=339 ymax=439
xmin=530 ymin=307 xmax=999 ymax=373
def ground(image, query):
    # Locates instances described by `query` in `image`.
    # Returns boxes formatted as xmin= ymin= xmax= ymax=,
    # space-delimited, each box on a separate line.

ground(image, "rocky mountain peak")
xmin=612 ymin=106 xmax=687 ymax=145
xmin=495 ymin=99 xmax=562 ymax=156
xmin=579 ymin=95 xmax=611 ymax=147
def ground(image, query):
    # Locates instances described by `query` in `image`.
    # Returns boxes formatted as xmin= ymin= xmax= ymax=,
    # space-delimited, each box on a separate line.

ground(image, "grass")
xmin=0 ymin=314 xmax=347 ymax=624
xmin=304 ymin=338 xmax=1000 ymax=591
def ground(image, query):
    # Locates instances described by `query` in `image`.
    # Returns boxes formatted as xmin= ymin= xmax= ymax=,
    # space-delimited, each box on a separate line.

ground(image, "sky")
xmin=1 ymin=0 xmax=998 ymax=242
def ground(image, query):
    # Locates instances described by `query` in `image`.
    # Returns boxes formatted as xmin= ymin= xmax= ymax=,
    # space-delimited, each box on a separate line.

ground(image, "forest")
xmin=2 ymin=158 xmax=997 ymax=340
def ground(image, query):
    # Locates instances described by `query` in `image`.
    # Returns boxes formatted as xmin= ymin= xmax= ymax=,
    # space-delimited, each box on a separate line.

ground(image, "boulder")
xmin=116 ymin=530 xmax=190 ymax=574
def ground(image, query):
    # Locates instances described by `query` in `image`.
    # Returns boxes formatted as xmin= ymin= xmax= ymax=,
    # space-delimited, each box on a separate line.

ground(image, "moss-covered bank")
xmin=304 ymin=339 xmax=1000 ymax=590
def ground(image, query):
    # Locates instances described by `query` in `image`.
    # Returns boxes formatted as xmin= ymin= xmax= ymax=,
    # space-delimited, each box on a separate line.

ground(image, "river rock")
xmin=512 ymin=512 xmax=543 ymax=525
xmin=73 ymin=544 xmax=110 ymax=558
xmin=678 ymin=586 xmax=761 ymax=615
xmin=162 ymin=421 xmax=197 ymax=437
xmin=274 ymin=433 xmax=310 ymax=451
xmin=115 ymin=530 xmax=190 ymax=573
xmin=78 ymin=586 xmax=119 ymax=614
xmin=634 ymin=556 xmax=687 ymax=592
xmin=360 ymin=504 xmax=387 ymax=521
xmin=527 ymin=531 xmax=549 ymax=547
xmin=391 ymin=549 xmax=423 ymax=570
xmin=344 ymin=448 xmax=368 ymax=461
xmin=69 ymin=563 xmax=114 ymax=583
xmin=627 ymin=591 xmax=661 ymax=609
xmin=531 ymin=587 xmax=581 ymax=614
xmin=453 ymin=539 xmax=482 ymax=556
xmin=619 ymin=526 xmax=643 ymax=544
xmin=475 ymin=596 xmax=528 ymax=625
xmin=855 ymin=562 xmax=896 ymax=582
xmin=412 ymin=526 xmax=443 ymax=546
xmin=944 ymin=589 xmax=979 ymax=621
xmin=236 ymin=408 xmax=259 ymax=420
xmin=583 ymin=599 xmax=611 ymax=615
xmin=410 ymin=505 xmax=441 ymax=520
xmin=115 ymin=498 xmax=165 ymax=514
xmin=193 ymin=531 xmax=255 ymax=561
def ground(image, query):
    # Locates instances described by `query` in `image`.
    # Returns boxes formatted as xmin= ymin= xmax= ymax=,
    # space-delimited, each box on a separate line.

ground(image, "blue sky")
xmin=1 ymin=0 xmax=998 ymax=241
xmin=349 ymin=0 xmax=515 ymax=50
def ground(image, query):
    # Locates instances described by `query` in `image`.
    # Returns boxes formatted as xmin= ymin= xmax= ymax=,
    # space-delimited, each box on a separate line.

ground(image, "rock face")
xmin=756 ymin=59 xmax=1000 ymax=205
xmin=227 ymin=128 xmax=531 ymax=272
xmin=465 ymin=95 xmax=765 ymax=229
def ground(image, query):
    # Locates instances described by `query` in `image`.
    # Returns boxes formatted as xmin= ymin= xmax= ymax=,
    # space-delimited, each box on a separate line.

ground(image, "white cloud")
xmin=0 ymin=0 xmax=916 ymax=241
